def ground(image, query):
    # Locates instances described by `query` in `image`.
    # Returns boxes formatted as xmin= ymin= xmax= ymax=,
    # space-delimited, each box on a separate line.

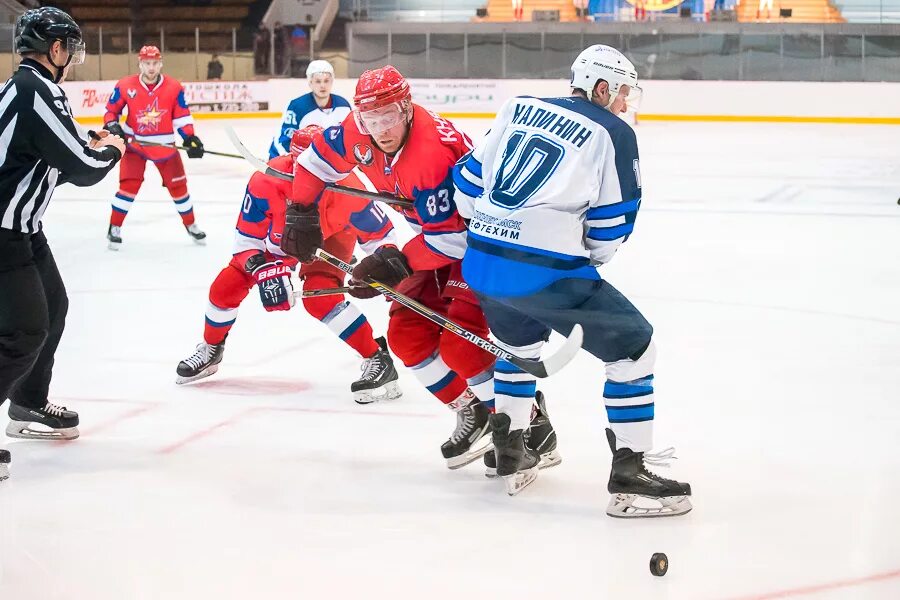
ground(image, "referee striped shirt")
xmin=0 ymin=58 xmax=121 ymax=234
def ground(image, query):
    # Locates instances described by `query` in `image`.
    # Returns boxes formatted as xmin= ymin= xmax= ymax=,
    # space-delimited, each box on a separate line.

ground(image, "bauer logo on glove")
xmin=247 ymin=255 xmax=295 ymax=312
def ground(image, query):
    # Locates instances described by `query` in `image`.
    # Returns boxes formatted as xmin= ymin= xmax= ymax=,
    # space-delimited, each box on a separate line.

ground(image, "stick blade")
xmin=508 ymin=324 xmax=583 ymax=378
xmin=224 ymin=126 xmax=293 ymax=182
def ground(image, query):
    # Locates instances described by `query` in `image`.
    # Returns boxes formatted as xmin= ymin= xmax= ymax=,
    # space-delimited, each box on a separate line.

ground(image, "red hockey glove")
xmin=246 ymin=254 xmax=294 ymax=311
xmin=348 ymin=246 xmax=411 ymax=299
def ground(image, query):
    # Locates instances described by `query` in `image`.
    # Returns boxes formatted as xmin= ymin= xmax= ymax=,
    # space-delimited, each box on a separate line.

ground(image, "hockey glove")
xmin=281 ymin=202 xmax=322 ymax=263
xmin=104 ymin=121 xmax=126 ymax=139
xmin=246 ymin=254 xmax=294 ymax=312
xmin=184 ymin=135 xmax=205 ymax=159
xmin=349 ymin=246 xmax=411 ymax=299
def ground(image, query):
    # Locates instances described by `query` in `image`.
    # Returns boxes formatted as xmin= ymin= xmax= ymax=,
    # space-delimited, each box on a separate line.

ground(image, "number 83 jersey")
xmin=453 ymin=95 xmax=643 ymax=297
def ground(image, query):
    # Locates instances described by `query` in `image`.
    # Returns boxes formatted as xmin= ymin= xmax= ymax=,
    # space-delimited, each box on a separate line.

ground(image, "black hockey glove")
xmin=349 ymin=246 xmax=411 ymax=299
xmin=183 ymin=135 xmax=204 ymax=159
xmin=281 ymin=202 xmax=322 ymax=263
xmin=104 ymin=121 xmax=126 ymax=139
xmin=245 ymin=253 xmax=294 ymax=312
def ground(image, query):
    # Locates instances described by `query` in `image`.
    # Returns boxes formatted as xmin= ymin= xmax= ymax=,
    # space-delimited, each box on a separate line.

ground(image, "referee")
xmin=0 ymin=7 xmax=124 ymax=481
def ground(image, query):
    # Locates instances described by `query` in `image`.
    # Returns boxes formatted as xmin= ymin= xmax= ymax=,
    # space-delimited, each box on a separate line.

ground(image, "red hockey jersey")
xmin=293 ymin=104 xmax=473 ymax=272
xmin=233 ymin=154 xmax=396 ymax=270
xmin=104 ymin=74 xmax=195 ymax=162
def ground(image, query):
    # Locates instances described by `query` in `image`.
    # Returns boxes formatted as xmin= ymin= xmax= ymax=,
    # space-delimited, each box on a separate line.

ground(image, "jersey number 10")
xmin=490 ymin=131 xmax=565 ymax=210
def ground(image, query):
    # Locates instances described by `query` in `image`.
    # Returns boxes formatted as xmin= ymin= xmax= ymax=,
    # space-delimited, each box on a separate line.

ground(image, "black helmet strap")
xmin=45 ymin=39 xmax=72 ymax=84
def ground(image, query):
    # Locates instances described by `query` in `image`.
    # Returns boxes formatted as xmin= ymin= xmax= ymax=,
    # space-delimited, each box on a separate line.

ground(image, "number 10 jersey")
xmin=453 ymin=95 xmax=643 ymax=297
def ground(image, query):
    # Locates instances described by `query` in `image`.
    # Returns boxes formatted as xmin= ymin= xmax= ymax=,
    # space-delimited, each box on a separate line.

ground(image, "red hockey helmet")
xmin=138 ymin=45 xmax=161 ymax=61
xmin=353 ymin=65 xmax=412 ymax=135
xmin=290 ymin=124 xmax=324 ymax=160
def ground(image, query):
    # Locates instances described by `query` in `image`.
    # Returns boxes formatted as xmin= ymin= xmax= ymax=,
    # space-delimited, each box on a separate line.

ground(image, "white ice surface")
xmin=1 ymin=119 xmax=899 ymax=600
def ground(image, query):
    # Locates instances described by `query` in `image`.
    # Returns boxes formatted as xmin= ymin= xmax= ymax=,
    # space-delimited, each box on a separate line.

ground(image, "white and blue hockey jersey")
xmin=268 ymin=92 xmax=352 ymax=158
xmin=453 ymin=95 xmax=642 ymax=297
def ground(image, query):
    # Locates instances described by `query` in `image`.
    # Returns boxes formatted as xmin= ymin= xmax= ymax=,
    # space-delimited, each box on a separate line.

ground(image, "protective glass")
xmin=610 ymin=84 xmax=643 ymax=113
xmin=354 ymin=103 xmax=405 ymax=136
xmin=67 ymin=37 xmax=86 ymax=65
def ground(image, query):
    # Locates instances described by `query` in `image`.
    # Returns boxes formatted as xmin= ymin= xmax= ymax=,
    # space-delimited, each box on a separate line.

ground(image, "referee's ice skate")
xmin=7 ymin=402 xmax=80 ymax=440
xmin=605 ymin=428 xmax=692 ymax=518
xmin=485 ymin=390 xmax=560 ymax=478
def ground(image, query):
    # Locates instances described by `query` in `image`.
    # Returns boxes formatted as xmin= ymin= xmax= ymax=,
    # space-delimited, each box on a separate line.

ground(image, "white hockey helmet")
xmin=306 ymin=59 xmax=334 ymax=80
xmin=570 ymin=45 xmax=641 ymax=111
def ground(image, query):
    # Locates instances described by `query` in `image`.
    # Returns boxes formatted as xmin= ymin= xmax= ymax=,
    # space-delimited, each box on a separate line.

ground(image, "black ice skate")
xmin=107 ymin=224 xmax=122 ymax=250
xmin=0 ymin=448 xmax=10 ymax=482
xmin=441 ymin=390 xmax=492 ymax=469
xmin=176 ymin=341 xmax=225 ymax=384
xmin=485 ymin=390 xmax=561 ymax=478
xmin=186 ymin=223 xmax=207 ymax=245
xmin=489 ymin=412 xmax=539 ymax=496
xmin=605 ymin=428 xmax=692 ymax=518
xmin=7 ymin=402 xmax=80 ymax=440
xmin=351 ymin=337 xmax=402 ymax=404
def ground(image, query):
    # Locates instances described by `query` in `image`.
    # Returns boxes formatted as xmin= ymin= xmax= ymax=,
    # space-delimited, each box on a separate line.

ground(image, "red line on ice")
xmin=727 ymin=567 xmax=900 ymax=600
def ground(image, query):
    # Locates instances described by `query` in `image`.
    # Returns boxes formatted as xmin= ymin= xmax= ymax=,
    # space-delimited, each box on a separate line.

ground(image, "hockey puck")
xmin=650 ymin=553 xmax=668 ymax=577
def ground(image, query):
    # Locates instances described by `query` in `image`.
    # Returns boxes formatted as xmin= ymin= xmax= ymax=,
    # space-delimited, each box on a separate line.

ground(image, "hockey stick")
xmin=224 ymin=126 xmax=415 ymax=209
xmin=134 ymin=139 xmax=245 ymax=160
xmin=293 ymin=286 xmax=351 ymax=299
xmin=314 ymin=248 xmax=583 ymax=378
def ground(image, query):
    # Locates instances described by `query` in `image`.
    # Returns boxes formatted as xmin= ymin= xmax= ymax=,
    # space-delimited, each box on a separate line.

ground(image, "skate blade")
xmin=175 ymin=364 xmax=219 ymax=385
xmin=353 ymin=381 xmax=402 ymax=405
xmin=502 ymin=466 xmax=538 ymax=496
xmin=538 ymin=449 xmax=562 ymax=470
xmin=107 ymin=240 xmax=121 ymax=251
xmin=5 ymin=421 xmax=79 ymax=441
xmin=605 ymin=494 xmax=693 ymax=519
xmin=191 ymin=237 xmax=207 ymax=246
xmin=0 ymin=464 xmax=8 ymax=482
xmin=446 ymin=435 xmax=493 ymax=470
xmin=489 ymin=449 xmax=559 ymax=478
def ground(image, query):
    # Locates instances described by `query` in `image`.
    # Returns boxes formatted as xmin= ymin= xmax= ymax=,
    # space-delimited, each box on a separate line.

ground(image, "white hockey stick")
xmin=315 ymin=249 xmax=583 ymax=378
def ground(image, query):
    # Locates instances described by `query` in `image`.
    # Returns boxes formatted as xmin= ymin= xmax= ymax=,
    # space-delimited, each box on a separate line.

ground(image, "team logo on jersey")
xmin=136 ymin=98 xmax=168 ymax=133
xmin=127 ymin=88 xmax=137 ymax=99
xmin=353 ymin=144 xmax=374 ymax=166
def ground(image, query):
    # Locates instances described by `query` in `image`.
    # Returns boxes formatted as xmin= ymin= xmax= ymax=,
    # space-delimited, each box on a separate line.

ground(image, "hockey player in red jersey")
xmin=282 ymin=66 xmax=498 ymax=468
xmin=176 ymin=125 xmax=402 ymax=403
xmin=103 ymin=45 xmax=206 ymax=250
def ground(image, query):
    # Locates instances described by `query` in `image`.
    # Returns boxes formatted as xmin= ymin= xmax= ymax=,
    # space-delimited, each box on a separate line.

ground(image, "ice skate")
xmin=485 ymin=390 xmax=561 ymax=478
xmin=352 ymin=337 xmax=402 ymax=404
xmin=0 ymin=449 xmax=9 ymax=481
xmin=441 ymin=390 xmax=492 ymax=469
xmin=176 ymin=341 xmax=224 ymax=384
xmin=489 ymin=412 xmax=539 ymax=496
xmin=107 ymin=224 xmax=122 ymax=250
xmin=605 ymin=428 xmax=692 ymax=518
xmin=7 ymin=402 xmax=80 ymax=440
xmin=186 ymin=223 xmax=207 ymax=245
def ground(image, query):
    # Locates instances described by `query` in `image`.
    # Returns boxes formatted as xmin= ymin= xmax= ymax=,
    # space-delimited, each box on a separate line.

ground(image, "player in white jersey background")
xmin=268 ymin=60 xmax=351 ymax=158
xmin=453 ymin=45 xmax=692 ymax=515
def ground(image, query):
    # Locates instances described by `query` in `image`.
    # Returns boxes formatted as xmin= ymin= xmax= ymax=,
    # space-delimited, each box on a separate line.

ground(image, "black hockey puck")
xmin=650 ymin=553 xmax=668 ymax=576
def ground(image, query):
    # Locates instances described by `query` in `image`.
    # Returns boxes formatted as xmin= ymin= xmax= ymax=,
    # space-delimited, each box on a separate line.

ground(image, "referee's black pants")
xmin=0 ymin=229 xmax=68 ymax=411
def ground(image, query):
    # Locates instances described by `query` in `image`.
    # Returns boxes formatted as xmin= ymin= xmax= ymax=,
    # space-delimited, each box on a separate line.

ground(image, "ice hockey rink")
xmin=1 ymin=117 xmax=898 ymax=600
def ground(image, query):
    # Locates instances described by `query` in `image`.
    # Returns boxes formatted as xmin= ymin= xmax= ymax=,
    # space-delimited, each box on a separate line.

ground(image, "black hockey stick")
xmin=131 ymin=139 xmax=245 ymax=160
xmin=314 ymin=249 xmax=583 ymax=378
xmin=293 ymin=286 xmax=352 ymax=299
xmin=224 ymin=126 xmax=415 ymax=209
